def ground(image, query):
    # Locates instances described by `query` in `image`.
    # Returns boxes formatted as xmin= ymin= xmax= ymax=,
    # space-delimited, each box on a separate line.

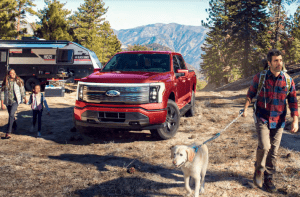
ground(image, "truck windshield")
xmin=90 ymin=51 xmax=102 ymax=68
xmin=102 ymin=53 xmax=170 ymax=72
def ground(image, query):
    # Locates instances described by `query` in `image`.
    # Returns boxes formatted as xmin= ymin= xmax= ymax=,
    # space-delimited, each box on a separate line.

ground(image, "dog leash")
xmin=193 ymin=109 xmax=244 ymax=153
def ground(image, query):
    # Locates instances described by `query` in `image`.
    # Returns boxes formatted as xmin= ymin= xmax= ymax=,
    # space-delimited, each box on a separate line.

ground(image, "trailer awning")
xmin=0 ymin=43 xmax=67 ymax=48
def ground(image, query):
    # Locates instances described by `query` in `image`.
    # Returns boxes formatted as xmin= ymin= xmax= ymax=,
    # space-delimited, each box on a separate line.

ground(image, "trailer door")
xmin=0 ymin=49 xmax=8 ymax=80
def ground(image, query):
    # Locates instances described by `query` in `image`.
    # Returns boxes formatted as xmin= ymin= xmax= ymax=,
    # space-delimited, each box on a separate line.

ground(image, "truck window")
xmin=57 ymin=49 xmax=73 ymax=63
xmin=175 ymin=55 xmax=187 ymax=69
xmin=173 ymin=55 xmax=180 ymax=72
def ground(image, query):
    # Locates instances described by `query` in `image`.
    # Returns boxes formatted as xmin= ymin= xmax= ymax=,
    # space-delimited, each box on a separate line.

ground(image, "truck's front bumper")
xmin=74 ymin=106 xmax=167 ymax=130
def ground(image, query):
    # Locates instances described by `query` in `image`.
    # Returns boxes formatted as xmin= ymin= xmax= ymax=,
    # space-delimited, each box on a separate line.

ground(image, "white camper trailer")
xmin=0 ymin=37 xmax=102 ymax=90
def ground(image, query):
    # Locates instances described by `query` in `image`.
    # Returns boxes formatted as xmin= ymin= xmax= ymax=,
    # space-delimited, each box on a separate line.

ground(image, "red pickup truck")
xmin=74 ymin=51 xmax=197 ymax=139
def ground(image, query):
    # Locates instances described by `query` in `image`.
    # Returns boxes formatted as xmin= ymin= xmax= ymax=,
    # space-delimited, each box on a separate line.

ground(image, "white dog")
xmin=171 ymin=144 xmax=209 ymax=196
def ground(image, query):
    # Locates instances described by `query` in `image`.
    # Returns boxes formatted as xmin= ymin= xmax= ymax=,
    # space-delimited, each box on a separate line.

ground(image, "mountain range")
xmin=114 ymin=23 xmax=209 ymax=71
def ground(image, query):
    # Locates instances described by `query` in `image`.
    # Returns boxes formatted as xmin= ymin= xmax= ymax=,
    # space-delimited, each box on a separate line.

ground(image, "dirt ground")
xmin=0 ymin=83 xmax=300 ymax=197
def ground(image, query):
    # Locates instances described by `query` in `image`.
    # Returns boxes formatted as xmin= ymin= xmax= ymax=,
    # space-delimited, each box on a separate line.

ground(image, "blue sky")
xmin=27 ymin=0 xmax=210 ymax=30
xmin=28 ymin=0 xmax=299 ymax=30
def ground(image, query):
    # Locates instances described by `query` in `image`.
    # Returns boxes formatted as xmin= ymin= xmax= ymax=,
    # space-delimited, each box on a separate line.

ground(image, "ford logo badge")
xmin=106 ymin=90 xmax=120 ymax=97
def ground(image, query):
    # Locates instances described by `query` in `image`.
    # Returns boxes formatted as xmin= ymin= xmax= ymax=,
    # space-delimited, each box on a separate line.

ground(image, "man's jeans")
xmin=255 ymin=119 xmax=283 ymax=178
xmin=6 ymin=102 xmax=18 ymax=134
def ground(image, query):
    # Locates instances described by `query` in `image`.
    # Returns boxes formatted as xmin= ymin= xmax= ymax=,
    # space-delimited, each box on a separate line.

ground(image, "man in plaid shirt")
xmin=243 ymin=49 xmax=298 ymax=193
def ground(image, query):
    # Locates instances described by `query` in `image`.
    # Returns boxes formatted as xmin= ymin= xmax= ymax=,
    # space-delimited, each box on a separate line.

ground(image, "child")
xmin=27 ymin=84 xmax=50 ymax=137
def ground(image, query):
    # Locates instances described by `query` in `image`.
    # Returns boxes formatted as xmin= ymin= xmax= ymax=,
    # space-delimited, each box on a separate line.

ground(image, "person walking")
xmin=0 ymin=69 xmax=27 ymax=139
xmin=242 ymin=49 xmax=299 ymax=193
xmin=27 ymin=84 xmax=50 ymax=137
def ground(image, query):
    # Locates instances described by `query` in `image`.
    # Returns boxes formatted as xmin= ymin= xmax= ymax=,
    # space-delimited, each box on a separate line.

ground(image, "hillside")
xmin=1 ymin=66 xmax=300 ymax=196
xmin=114 ymin=23 xmax=209 ymax=70
xmin=1 ymin=80 xmax=299 ymax=196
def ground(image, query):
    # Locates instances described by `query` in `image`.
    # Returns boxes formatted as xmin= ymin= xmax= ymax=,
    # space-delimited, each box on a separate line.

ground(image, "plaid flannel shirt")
xmin=247 ymin=70 xmax=299 ymax=129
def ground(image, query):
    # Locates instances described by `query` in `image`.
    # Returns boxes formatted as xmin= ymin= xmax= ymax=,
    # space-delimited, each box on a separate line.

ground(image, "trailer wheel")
xmin=25 ymin=77 xmax=40 ymax=91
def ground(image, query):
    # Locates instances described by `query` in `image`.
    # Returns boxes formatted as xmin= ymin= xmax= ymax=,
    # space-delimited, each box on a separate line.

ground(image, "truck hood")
xmin=81 ymin=71 xmax=172 ymax=83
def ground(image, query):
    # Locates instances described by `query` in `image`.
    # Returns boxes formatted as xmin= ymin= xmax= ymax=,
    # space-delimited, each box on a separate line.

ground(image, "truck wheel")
xmin=25 ymin=77 xmax=40 ymax=91
xmin=151 ymin=99 xmax=180 ymax=140
xmin=185 ymin=90 xmax=195 ymax=117
xmin=75 ymin=125 xmax=92 ymax=134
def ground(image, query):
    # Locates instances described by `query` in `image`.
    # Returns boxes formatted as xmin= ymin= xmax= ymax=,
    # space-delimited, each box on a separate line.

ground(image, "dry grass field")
xmin=0 ymin=82 xmax=299 ymax=197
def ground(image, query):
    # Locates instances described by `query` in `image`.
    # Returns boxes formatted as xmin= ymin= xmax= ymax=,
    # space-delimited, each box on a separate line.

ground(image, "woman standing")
xmin=0 ymin=69 xmax=27 ymax=139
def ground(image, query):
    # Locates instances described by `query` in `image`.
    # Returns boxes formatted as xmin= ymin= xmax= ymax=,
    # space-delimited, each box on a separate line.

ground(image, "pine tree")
xmin=227 ymin=0 xmax=270 ymax=76
xmin=290 ymin=38 xmax=300 ymax=63
xmin=126 ymin=44 xmax=152 ymax=51
xmin=201 ymin=0 xmax=241 ymax=86
xmin=99 ymin=22 xmax=122 ymax=64
xmin=16 ymin=0 xmax=37 ymax=38
xmin=284 ymin=6 xmax=300 ymax=64
xmin=71 ymin=0 xmax=107 ymax=51
xmin=268 ymin=0 xmax=298 ymax=48
xmin=0 ymin=0 xmax=18 ymax=39
xmin=71 ymin=0 xmax=121 ymax=64
xmin=290 ymin=6 xmax=300 ymax=40
xmin=201 ymin=0 xmax=270 ymax=86
xmin=35 ymin=0 xmax=72 ymax=40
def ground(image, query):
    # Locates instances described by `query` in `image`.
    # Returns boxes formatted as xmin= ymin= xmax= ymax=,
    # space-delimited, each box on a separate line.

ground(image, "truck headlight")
xmin=77 ymin=85 xmax=85 ymax=101
xmin=149 ymin=83 xmax=165 ymax=103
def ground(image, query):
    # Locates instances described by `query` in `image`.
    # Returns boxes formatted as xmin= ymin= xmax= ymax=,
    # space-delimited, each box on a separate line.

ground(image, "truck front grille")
xmin=82 ymin=85 xmax=149 ymax=104
xmin=98 ymin=112 xmax=126 ymax=122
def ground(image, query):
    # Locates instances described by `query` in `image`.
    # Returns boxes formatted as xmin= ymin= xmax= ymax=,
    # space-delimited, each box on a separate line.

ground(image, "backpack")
xmin=253 ymin=70 xmax=291 ymax=113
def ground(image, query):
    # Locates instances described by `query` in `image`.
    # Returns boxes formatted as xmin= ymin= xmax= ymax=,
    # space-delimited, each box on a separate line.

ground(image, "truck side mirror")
xmin=177 ymin=69 xmax=189 ymax=77
xmin=93 ymin=68 xmax=102 ymax=73
xmin=175 ymin=73 xmax=185 ymax=78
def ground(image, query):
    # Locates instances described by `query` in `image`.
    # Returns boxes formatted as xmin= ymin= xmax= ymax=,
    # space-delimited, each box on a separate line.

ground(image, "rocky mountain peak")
xmin=114 ymin=23 xmax=209 ymax=70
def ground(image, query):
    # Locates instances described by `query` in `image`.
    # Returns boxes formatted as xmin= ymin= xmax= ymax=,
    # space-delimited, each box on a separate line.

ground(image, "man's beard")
xmin=270 ymin=64 xmax=282 ymax=72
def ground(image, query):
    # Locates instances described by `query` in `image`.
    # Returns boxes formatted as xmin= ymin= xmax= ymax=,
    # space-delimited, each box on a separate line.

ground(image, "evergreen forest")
xmin=201 ymin=0 xmax=300 ymax=86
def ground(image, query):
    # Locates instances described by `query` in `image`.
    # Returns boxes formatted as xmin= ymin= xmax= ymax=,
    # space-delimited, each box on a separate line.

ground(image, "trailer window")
xmin=0 ymin=52 xmax=6 ymax=62
xmin=57 ymin=49 xmax=73 ymax=63
xmin=9 ymin=48 xmax=38 ymax=57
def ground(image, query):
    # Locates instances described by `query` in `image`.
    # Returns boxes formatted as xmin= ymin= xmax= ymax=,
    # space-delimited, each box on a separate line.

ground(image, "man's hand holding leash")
xmin=242 ymin=97 xmax=251 ymax=118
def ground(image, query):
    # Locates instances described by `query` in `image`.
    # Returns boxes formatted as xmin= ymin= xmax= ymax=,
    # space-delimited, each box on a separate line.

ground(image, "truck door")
xmin=0 ymin=49 xmax=8 ymax=80
xmin=175 ymin=55 xmax=190 ymax=95
xmin=173 ymin=55 xmax=186 ymax=105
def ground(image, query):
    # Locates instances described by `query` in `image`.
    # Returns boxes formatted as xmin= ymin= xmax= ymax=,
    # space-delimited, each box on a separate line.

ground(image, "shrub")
xmin=196 ymin=80 xmax=207 ymax=90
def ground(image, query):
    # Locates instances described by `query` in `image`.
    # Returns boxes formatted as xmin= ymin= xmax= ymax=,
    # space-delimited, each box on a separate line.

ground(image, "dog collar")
xmin=193 ymin=145 xmax=201 ymax=153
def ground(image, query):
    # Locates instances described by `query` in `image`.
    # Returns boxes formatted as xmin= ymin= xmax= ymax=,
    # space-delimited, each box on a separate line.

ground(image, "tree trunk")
xmin=274 ymin=0 xmax=282 ymax=49
xmin=17 ymin=5 xmax=21 ymax=39
xmin=243 ymin=3 xmax=250 ymax=77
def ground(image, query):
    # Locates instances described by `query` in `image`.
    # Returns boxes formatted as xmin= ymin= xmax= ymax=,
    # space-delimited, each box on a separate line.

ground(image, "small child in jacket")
xmin=27 ymin=84 xmax=50 ymax=137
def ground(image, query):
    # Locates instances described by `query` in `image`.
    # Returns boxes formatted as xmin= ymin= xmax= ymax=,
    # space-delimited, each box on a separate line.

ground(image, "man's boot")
xmin=263 ymin=173 xmax=277 ymax=193
xmin=253 ymin=170 xmax=263 ymax=188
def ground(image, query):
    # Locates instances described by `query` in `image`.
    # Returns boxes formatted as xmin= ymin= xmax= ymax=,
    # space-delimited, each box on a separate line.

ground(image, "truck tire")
xmin=185 ymin=90 xmax=195 ymax=117
xmin=75 ymin=125 xmax=88 ymax=133
xmin=151 ymin=99 xmax=180 ymax=140
xmin=25 ymin=77 xmax=40 ymax=91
